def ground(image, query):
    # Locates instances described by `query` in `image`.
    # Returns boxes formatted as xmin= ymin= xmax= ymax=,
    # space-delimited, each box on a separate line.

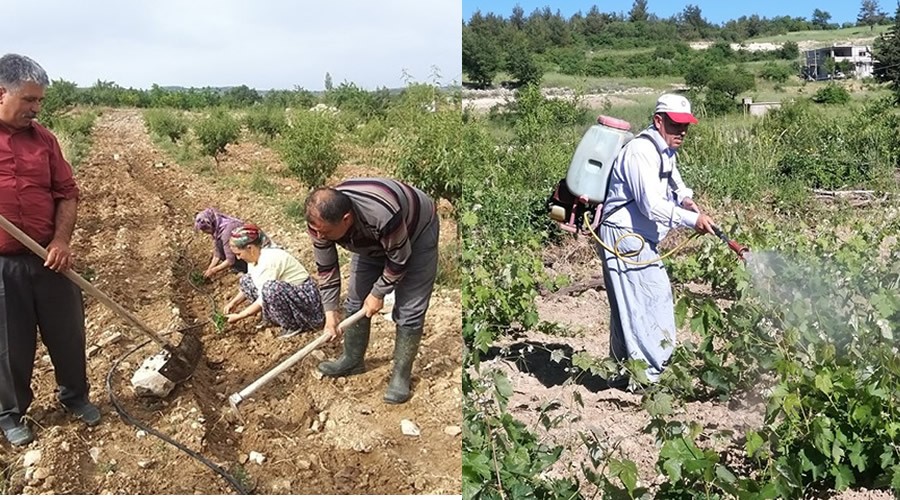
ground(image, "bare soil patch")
xmin=0 ymin=109 xmax=461 ymax=495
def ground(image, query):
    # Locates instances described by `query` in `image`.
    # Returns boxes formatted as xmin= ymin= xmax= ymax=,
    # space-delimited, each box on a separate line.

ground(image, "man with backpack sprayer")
xmin=599 ymin=94 xmax=716 ymax=388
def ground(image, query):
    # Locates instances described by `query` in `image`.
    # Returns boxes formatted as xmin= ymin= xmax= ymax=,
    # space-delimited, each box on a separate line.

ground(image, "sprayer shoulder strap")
xmin=600 ymin=136 xmax=676 ymax=224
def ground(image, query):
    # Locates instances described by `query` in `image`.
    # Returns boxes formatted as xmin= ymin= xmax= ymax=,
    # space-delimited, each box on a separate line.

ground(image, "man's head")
xmin=304 ymin=187 xmax=354 ymax=241
xmin=0 ymin=54 xmax=49 ymax=130
xmin=652 ymin=93 xmax=698 ymax=150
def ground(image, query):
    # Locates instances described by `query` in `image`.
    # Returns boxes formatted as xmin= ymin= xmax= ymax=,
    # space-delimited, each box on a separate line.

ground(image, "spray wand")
xmin=711 ymin=224 xmax=750 ymax=261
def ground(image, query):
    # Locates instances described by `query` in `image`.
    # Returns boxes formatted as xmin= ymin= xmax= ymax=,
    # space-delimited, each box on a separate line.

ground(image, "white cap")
xmin=654 ymin=94 xmax=698 ymax=124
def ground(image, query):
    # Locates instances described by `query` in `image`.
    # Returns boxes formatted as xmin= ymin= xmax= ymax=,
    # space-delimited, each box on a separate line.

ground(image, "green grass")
xmin=436 ymin=239 xmax=461 ymax=288
xmin=748 ymin=24 xmax=890 ymax=43
xmin=586 ymin=47 xmax=656 ymax=57
xmin=249 ymin=165 xmax=277 ymax=195
xmin=540 ymin=72 xmax=678 ymax=92
xmin=283 ymin=200 xmax=305 ymax=225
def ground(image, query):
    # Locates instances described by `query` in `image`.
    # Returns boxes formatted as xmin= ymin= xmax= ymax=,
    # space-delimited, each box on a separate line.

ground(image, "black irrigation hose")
xmin=104 ymin=325 xmax=251 ymax=495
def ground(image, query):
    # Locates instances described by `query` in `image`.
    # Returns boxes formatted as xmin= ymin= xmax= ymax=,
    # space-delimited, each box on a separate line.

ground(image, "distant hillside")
xmin=745 ymin=24 xmax=890 ymax=49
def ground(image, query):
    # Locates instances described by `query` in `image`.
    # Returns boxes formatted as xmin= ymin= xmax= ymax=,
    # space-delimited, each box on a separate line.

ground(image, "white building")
xmin=803 ymin=45 xmax=875 ymax=80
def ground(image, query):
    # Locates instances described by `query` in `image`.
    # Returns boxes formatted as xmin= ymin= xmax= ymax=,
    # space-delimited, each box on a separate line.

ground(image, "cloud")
xmin=5 ymin=0 xmax=461 ymax=90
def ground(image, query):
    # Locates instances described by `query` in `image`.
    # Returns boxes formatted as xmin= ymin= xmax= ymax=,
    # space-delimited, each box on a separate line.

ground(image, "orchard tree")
xmin=222 ymin=85 xmax=260 ymax=108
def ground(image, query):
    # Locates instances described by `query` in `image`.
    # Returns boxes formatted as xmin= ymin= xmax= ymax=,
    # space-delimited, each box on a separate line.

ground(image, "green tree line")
xmin=463 ymin=0 xmax=894 ymax=88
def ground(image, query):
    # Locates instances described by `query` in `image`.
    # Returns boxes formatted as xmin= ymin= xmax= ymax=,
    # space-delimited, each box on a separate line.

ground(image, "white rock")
xmin=235 ymin=426 xmax=244 ymax=433
xmin=444 ymin=425 xmax=462 ymax=437
xmin=113 ymin=153 xmax=121 ymax=161
xmin=130 ymin=354 xmax=176 ymax=397
xmin=89 ymin=447 xmax=101 ymax=463
xmin=401 ymin=419 xmax=420 ymax=436
xmin=136 ymin=430 xmax=147 ymax=438
xmin=137 ymin=460 xmax=153 ymax=469
xmin=249 ymin=451 xmax=265 ymax=465
xmin=59 ymin=442 xmax=70 ymax=452
xmin=23 ymin=450 xmax=41 ymax=467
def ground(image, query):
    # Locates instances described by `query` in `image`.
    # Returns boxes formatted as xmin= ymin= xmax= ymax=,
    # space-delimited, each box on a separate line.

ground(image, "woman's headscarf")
xmin=230 ymin=223 xmax=271 ymax=249
xmin=194 ymin=208 xmax=241 ymax=235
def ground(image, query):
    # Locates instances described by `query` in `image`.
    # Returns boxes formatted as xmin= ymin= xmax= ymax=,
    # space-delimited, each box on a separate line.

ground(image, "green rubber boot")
xmin=383 ymin=326 xmax=423 ymax=404
xmin=318 ymin=315 xmax=371 ymax=377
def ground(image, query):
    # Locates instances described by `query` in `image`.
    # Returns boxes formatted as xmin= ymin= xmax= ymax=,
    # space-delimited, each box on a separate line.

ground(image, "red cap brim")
xmin=665 ymin=112 xmax=698 ymax=124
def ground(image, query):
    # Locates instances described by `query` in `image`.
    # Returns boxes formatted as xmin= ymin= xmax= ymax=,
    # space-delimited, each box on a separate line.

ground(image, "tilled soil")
xmin=0 ymin=109 xmax=461 ymax=495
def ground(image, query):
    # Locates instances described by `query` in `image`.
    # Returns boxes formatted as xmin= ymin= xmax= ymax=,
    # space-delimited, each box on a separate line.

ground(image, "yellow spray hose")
xmin=583 ymin=212 xmax=700 ymax=266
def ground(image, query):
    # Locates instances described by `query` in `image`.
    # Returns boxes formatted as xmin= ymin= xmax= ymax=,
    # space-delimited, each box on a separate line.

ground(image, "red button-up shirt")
xmin=0 ymin=121 xmax=79 ymax=254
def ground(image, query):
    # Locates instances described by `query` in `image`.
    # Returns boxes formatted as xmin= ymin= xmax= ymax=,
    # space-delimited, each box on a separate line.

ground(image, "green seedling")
xmin=189 ymin=270 xmax=208 ymax=287
xmin=212 ymin=311 xmax=227 ymax=334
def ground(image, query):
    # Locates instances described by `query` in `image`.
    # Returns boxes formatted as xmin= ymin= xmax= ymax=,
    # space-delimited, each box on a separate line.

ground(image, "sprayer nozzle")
xmin=727 ymin=241 xmax=750 ymax=261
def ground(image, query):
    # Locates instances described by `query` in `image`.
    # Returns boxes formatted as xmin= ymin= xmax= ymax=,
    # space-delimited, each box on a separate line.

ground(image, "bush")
xmin=243 ymin=106 xmax=287 ymax=141
xmin=144 ymin=108 xmax=189 ymax=143
xmin=277 ymin=110 xmax=342 ymax=188
xmin=194 ymin=109 xmax=240 ymax=161
xmin=393 ymin=108 xmax=464 ymax=208
xmin=49 ymin=112 xmax=97 ymax=168
xmin=759 ymin=62 xmax=793 ymax=83
xmin=812 ymin=84 xmax=851 ymax=104
xmin=38 ymin=79 xmax=79 ymax=128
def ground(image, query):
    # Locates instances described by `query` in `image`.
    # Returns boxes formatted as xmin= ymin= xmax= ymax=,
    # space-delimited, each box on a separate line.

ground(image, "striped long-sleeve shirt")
xmin=310 ymin=178 xmax=436 ymax=311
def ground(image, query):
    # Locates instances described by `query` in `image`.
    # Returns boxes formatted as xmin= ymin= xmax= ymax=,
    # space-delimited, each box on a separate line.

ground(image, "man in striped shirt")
xmin=305 ymin=178 xmax=439 ymax=404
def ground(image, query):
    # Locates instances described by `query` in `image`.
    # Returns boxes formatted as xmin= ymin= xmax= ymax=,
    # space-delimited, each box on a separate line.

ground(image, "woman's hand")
xmin=225 ymin=313 xmax=244 ymax=324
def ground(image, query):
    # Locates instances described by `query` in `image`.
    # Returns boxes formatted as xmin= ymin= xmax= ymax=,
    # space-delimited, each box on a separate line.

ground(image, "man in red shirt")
xmin=0 ymin=54 xmax=100 ymax=446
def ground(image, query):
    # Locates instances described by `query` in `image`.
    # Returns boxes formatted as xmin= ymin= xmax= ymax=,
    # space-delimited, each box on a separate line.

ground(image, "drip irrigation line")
xmin=105 ymin=325 xmax=251 ymax=495
xmin=102 ymin=208 xmax=252 ymax=493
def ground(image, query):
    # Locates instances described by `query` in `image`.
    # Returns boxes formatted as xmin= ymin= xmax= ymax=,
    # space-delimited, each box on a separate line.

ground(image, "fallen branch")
xmin=540 ymin=278 xmax=605 ymax=298
xmin=812 ymin=189 xmax=877 ymax=197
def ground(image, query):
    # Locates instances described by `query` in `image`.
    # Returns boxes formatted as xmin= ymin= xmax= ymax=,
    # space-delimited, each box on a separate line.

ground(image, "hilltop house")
xmin=803 ymin=45 xmax=875 ymax=81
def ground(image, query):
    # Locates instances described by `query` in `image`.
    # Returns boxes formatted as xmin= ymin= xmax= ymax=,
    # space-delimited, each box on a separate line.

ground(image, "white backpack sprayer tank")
xmin=548 ymin=115 xmax=633 ymax=233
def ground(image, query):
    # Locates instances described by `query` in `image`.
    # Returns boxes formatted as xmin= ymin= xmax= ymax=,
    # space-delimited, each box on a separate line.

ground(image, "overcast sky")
xmin=6 ymin=0 xmax=461 ymax=91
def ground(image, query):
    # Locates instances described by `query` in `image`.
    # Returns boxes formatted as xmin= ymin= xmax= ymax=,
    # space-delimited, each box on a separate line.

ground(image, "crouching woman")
xmin=223 ymin=224 xmax=325 ymax=338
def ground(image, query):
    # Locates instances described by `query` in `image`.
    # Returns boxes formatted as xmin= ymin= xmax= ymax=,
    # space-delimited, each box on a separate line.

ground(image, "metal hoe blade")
xmin=226 ymin=309 xmax=368 ymax=418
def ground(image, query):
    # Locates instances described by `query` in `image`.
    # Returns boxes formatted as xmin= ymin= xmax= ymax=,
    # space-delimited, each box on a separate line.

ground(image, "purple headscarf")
xmin=195 ymin=208 xmax=245 ymax=263
xmin=194 ymin=208 xmax=241 ymax=235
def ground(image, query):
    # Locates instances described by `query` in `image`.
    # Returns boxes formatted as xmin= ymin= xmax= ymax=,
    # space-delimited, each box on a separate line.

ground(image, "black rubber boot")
xmin=318 ymin=315 xmax=371 ymax=377
xmin=384 ymin=326 xmax=423 ymax=404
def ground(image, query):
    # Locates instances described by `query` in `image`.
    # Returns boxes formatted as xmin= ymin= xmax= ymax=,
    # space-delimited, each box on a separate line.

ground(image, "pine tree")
xmin=857 ymin=0 xmax=887 ymax=31
xmin=872 ymin=3 xmax=900 ymax=100
xmin=628 ymin=0 xmax=649 ymax=22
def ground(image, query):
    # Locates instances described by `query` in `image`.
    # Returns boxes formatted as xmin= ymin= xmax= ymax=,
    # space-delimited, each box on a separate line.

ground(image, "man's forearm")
xmin=53 ymin=198 xmax=77 ymax=244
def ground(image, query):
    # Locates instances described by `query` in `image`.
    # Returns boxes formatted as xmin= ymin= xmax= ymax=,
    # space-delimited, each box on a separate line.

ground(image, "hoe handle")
xmin=0 ymin=214 xmax=174 ymax=350
xmin=233 ymin=309 xmax=368 ymax=403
